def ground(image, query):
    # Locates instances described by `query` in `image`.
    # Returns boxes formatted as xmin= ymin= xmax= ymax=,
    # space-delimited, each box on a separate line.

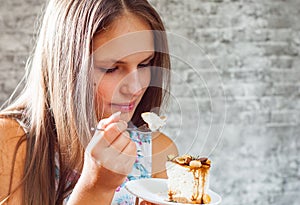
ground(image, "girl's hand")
xmin=83 ymin=111 xmax=137 ymax=190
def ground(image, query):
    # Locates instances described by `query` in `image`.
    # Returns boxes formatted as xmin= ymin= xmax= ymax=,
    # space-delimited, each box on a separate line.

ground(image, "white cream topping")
xmin=141 ymin=112 xmax=166 ymax=131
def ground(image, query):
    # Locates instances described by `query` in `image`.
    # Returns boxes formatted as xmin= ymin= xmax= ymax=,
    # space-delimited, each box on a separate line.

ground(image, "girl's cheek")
xmin=139 ymin=68 xmax=151 ymax=87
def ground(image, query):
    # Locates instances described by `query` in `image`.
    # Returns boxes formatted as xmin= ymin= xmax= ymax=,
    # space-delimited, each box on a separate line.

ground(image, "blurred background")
xmin=0 ymin=0 xmax=299 ymax=204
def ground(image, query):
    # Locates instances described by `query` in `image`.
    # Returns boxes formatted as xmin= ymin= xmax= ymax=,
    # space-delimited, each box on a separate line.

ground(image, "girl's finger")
xmin=96 ymin=111 xmax=121 ymax=129
xmin=109 ymin=131 xmax=131 ymax=152
xmin=101 ymin=121 xmax=128 ymax=144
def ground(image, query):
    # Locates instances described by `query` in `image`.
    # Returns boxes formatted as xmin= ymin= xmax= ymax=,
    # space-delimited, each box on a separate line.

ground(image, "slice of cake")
xmin=166 ymin=155 xmax=211 ymax=204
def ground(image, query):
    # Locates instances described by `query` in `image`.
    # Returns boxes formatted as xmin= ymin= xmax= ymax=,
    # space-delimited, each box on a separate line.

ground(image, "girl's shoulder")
xmin=0 ymin=110 xmax=28 ymax=162
xmin=151 ymin=132 xmax=178 ymax=178
xmin=0 ymin=111 xmax=27 ymax=142
xmin=0 ymin=114 xmax=27 ymax=203
xmin=152 ymin=131 xmax=176 ymax=150
xmin=0 ymin=116 xmax=27 ymax=142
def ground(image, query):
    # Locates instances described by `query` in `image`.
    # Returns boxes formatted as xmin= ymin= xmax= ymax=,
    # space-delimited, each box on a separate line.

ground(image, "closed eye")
xmin=138 ymin=57 xmax=154 ymax=69
xmin=96 ymin=55 xmax=154 ymax=74
xmin=97 ymin=67 xmax=118 ymax=73
xmin=138 ymin=61 xmax=152 ymax=69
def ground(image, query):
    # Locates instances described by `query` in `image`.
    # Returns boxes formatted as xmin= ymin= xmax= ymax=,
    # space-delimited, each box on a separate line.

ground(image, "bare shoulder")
xmin=152 ymin=132 xmax=177 ymax=154
xmin=0 ymin=116 xmax=26 ymax=135
xmin=152 ymin=132 xmax=178 ymax=178
xmin=0 ymin=117 xmax=26 ymax=203
xmin=0 ymin=117 xmax=26 ymax=150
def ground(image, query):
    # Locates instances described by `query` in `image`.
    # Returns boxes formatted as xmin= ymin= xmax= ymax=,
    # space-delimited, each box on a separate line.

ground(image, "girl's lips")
xmin=110 ymin=101 xmax=136 ymax=112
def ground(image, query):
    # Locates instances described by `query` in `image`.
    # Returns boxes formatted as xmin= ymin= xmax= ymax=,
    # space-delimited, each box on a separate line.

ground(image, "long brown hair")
xmin=0 ymin=0 xmax=170 ymax=204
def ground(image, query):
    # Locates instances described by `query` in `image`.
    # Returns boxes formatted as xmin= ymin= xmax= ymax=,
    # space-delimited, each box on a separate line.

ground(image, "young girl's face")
xmin=92 ymin=14 xmax=154 ymax=122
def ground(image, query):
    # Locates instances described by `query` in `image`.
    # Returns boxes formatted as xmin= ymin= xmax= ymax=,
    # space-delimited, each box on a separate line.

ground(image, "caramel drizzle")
xmin=190 ymin=167 xmax=209 ymax=204
xmin=168 ymin=190 xmax=174 ymax=201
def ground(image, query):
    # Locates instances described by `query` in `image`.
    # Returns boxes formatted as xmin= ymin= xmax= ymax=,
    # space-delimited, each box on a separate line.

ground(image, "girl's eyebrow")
xmin=96 ymin=53 xmax=155 ymax=65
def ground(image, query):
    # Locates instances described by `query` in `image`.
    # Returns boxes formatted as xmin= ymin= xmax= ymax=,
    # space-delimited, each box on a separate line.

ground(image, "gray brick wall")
xmin=0 ymin=0 xmax=299 ymax=204
xmin=150 ymin=1 xmax=300 ymax=204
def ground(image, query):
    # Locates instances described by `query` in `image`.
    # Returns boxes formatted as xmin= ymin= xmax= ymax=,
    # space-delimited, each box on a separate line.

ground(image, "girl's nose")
xmin=120 ymin=70 xmax=144 ymax=96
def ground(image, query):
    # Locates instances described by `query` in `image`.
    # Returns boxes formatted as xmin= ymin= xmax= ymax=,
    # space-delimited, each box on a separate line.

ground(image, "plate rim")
xmin=125 ymin=178 xmax=222 ymax=205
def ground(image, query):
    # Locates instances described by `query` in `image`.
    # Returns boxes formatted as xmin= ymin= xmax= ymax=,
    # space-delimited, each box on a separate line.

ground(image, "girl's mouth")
xmin=110 ymin=101 xmax=136 ymax=112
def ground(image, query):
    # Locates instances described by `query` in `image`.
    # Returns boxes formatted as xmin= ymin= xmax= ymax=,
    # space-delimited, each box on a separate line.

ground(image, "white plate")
xmin=125 ymin=178 xmax=222 ymax=205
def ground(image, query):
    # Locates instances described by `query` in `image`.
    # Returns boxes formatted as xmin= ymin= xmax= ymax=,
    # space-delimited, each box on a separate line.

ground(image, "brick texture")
xmin=0 ymin=0 xmax=300 ymax=204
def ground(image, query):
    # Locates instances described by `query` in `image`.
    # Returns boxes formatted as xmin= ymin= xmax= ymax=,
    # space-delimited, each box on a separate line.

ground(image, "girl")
xmin=0 ymin=0 xmax=177 ymax=204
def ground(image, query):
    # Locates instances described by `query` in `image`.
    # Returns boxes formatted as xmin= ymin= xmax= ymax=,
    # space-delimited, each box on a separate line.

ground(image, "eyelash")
xmin=98 ymin=61 xmax=152 ymax=74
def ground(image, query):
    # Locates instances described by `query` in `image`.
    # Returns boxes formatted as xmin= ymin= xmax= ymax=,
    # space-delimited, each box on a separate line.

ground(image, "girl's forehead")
xmin=92 ymin=14 xmax=154 ymax=62
xmin=92 ymin=31 xmax=154 ymax=62
xmin=92 ymin=13 xmax=153 ymax=49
